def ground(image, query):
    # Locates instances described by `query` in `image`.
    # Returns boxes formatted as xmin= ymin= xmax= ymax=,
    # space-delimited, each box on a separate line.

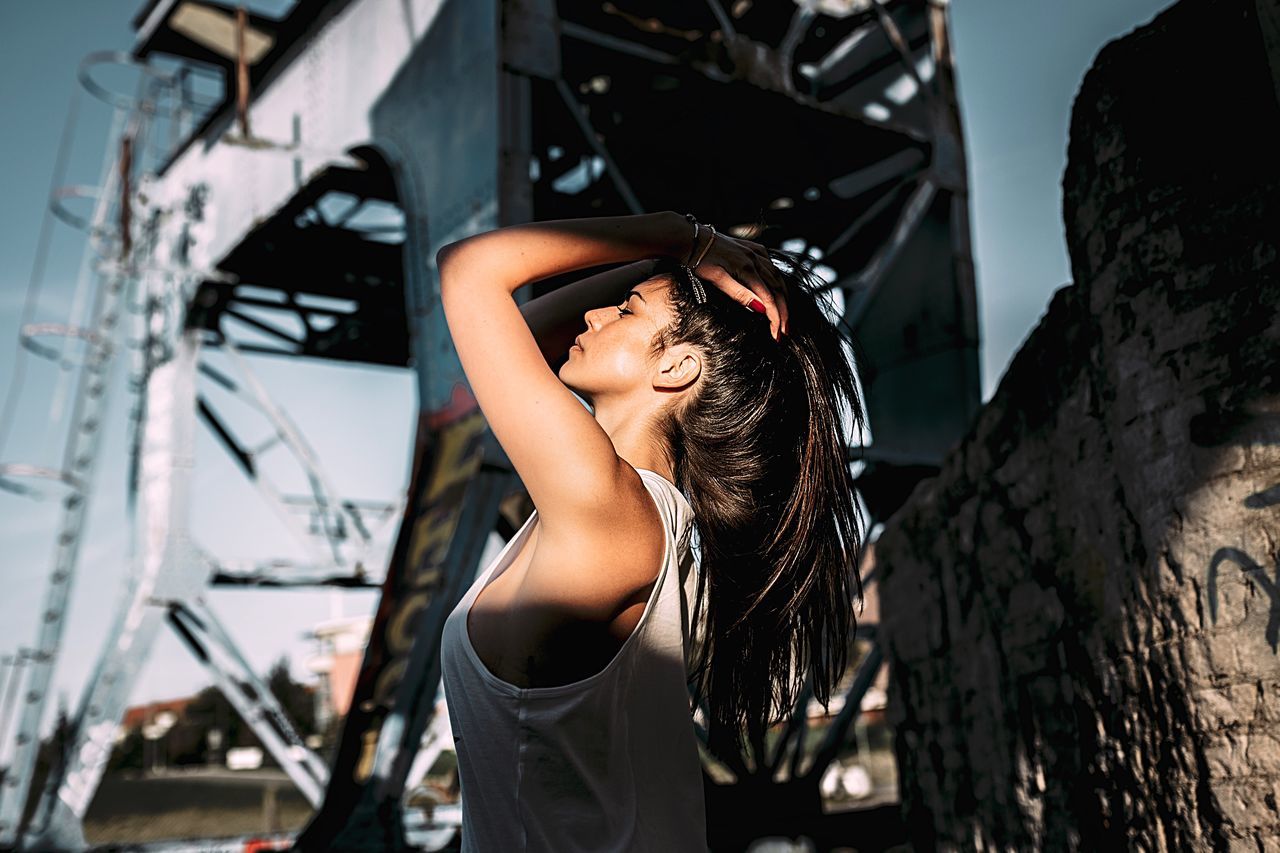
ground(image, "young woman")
xmin=437 ymin=211 xmax=866 ymax=852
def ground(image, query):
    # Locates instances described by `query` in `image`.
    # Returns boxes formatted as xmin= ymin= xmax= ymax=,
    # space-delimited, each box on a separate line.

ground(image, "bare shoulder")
xmin=522 ymin=464 xmax=667 ymax=624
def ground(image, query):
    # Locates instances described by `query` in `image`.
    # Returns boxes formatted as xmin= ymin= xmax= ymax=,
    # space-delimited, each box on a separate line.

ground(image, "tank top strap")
xmin=634 ymin=468 xmax=704 ymax=674
xmin=634 ymin=467 xmax=694 ymax=538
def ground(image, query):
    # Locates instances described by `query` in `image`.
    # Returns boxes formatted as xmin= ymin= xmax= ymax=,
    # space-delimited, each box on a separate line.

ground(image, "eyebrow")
xmin=624 ymin=290 xmax=647 ymax=305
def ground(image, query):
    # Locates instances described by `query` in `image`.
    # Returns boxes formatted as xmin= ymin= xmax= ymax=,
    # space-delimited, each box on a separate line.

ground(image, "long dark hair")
xmin=645 ymin=245 xmax=868 ymax=758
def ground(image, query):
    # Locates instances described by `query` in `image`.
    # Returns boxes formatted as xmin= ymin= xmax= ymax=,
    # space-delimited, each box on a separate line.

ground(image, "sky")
xmin=0 ymin=0 xmax=1175 ymax=740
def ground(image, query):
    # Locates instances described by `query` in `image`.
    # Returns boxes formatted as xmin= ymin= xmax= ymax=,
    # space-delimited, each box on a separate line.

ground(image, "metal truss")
xmin=1 ymin=0 xmax=980 ymax=849
xmin=165 ymin=593 xmax=329 ymax=804
xmin=0 ymin=53 xmax=157 ymax=847
xmin=0 ymin=44 xmax=417 ymax=851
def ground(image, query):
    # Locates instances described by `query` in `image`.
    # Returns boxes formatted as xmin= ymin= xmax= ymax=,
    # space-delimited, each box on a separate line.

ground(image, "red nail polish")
xmin=749 ymin=299 xmax=766 ymax=314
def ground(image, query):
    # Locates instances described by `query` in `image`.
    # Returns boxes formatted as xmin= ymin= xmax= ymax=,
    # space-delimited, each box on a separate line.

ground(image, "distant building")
xmin=305 ymin=615 xmax=372 ymax=731
xmin=121 ymin=696 xmax=194 ymax=733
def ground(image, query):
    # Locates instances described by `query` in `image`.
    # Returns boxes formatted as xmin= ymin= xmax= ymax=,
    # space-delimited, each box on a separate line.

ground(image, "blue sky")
xmin=0 ymin=0 xmax=1174 ymax=728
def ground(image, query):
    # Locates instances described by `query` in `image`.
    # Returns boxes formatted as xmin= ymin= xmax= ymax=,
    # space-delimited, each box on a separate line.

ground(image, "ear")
xmin=652 ymin=343 xmax=701 ymax=391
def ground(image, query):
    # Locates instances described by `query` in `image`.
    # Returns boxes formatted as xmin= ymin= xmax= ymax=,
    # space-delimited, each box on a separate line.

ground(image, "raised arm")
xmin=520 ymin=258 xmax=666 ymax=369
xmin=435 ymin=212 xmax=694 ymax=525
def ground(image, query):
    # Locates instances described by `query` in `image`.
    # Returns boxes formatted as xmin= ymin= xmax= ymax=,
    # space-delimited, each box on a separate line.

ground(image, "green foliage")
xmin=105 ymin=656 xmax=318 ymax=771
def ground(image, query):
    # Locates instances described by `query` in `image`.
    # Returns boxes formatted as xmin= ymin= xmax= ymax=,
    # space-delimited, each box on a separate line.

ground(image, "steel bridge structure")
xmin=0 ymin=0 xmax=980 ymax=849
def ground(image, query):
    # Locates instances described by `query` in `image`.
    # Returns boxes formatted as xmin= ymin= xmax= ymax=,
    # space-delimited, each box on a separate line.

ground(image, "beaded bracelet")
xmin=680 ymin=213 xmax=711 ymax=304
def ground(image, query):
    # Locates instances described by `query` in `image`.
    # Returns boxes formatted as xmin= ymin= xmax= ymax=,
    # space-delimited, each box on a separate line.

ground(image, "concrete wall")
xmin=875 ymin=0 xmax=1280 ymax=848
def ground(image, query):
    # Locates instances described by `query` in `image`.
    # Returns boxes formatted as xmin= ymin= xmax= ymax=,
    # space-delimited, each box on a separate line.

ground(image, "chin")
xmin=557 ymin=362 xmax=582 ymax=390
xmin=557 ymin=368 xmax=595 ymax=405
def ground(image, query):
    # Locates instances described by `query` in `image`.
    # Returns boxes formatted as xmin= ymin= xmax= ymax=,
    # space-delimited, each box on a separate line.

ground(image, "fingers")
xmin=697 ymin=236 xmax=790 ymax=338
xmin=754 ymin=257 xmax=790 ymax=337
xmin=699 ymin=264 xmax=786 ymax=341
xmin=743 ymin=243 xmax=789 ymax=337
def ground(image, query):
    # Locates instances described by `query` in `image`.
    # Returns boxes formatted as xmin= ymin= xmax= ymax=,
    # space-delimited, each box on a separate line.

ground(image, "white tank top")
xmin=440 ymin=467 xmax=709 ymax=852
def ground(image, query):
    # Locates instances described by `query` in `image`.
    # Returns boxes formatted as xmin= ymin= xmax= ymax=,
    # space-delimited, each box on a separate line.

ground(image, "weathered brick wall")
xmin=875 ymin=0 xmax=1280 ymax=848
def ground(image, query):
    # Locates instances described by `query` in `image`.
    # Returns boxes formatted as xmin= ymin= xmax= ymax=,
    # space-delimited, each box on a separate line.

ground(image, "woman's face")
xmin=557 ymin=276 xmax=676 ymax=403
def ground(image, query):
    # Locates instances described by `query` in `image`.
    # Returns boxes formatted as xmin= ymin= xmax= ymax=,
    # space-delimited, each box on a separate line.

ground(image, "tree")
xmin=106 ymin=656 xmax=319 ymax=771
xmin=266 ymin=656 xmax=317 ymax=739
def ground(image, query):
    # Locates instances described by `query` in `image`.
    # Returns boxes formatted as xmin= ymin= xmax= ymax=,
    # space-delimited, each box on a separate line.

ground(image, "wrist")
xmin=660 ymin=210 xmax=698 ymax=262
xmin=690 ymin=224 xmax=716 ymax=267
xmin=673 ymin=212 xmax=719 ymax=266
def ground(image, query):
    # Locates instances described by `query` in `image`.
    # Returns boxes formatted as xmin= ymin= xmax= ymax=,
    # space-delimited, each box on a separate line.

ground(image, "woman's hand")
xmin=691 ymin=232 xmax=790 ymax=340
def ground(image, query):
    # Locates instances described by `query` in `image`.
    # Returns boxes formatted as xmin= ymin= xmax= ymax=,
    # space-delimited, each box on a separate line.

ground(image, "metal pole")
xmin=236 ymin=5 xmax=251 ymax=139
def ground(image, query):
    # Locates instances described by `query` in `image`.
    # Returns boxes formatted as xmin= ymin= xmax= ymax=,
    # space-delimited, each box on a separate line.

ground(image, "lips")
xmin=573 ymin=336 xmax=584 ymax=350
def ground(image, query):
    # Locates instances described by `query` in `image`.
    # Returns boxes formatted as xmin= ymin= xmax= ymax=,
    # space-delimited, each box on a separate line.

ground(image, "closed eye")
xmin=617 ymin=291 xmax=639 ymax=317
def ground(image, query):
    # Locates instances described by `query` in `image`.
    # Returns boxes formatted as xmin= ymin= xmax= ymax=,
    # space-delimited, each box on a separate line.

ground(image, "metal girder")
xmin=18 ymin=325 xmax=203 ymax=851
xmin=2 ymin=0 xmax=979 ymax=848
xmin=20 ymin=317 xmax=375 ymax=850
xmin=553 ymin=78 xmax=644 ymax=214
xmin=187 ymin=164 xmax=410 ymax=368
xmin=165 ymin=598 xmax=329 ymax=805
xmin=845 ymin=175 xmax=938 ymax=321
xmin=0 ymin=119 xmax=141 ymax=846
xmin=2 ymin=40 xmax=414 ymax=845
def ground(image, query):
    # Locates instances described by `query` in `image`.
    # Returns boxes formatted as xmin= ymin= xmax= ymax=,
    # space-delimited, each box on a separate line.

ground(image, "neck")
xmin=590 ymin=396 xmax=673 ymax=482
